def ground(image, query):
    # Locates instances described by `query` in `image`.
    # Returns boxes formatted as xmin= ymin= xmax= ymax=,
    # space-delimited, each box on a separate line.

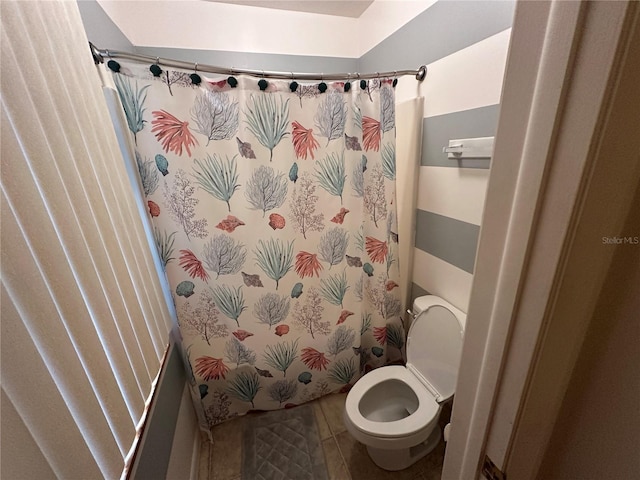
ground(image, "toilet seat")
xmin=345 ymin=365 xmax=440 ymax=438
xmin=342 ymin=296 xmax=466 ymax=471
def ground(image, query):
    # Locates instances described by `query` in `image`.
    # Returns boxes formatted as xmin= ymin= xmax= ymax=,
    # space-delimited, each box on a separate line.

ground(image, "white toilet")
xmin=343 ymin=295 xmax=465 ymax=471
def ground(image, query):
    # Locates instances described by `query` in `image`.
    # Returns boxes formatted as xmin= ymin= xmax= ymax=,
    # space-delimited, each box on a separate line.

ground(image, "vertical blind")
xmin=1 ymin=1 xmax=175 ymax=478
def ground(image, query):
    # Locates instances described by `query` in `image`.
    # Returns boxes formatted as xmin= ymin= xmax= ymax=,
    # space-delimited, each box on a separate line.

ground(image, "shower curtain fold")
xmin=395 ymin=98 xmax=424 ymax=316
xmin=109 ymin=61 xmax=405 ymax=429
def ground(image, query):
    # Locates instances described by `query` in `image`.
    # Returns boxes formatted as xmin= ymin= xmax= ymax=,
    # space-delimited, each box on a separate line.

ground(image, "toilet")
xmin=343 ymin=295 xmax=465 ymax=471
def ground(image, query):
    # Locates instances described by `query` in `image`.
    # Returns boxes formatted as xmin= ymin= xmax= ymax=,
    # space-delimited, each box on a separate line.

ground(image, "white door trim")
xmin=502 ymin=2 xmax=640 ymax=477
xmin=442 ymin=1 xmax=639 ymax=478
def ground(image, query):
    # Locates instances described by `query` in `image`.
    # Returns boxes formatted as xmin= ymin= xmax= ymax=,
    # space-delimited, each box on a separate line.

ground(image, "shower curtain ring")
xmin=150 ymin=56 xmax=163 ymax=76
xmin=190 ymin=63 xmax=202 ymax=85
xmin=289 ymin=72 xmax=298 ymax=92
xmin=258 ymin=71 xmax=268 ymax=90
xmin=318 ymin=73 xmax=328 ymax=92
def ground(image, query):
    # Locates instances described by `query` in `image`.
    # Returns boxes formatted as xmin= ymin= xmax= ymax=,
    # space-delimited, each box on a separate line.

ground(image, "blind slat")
xmin=1 ymin=187 xmax=134 ymax=459
xmin=1 ymin=389 xmax=58 ymax=479
xmin=0 ymin=1 xmax=177 ymax=477
xmin=1 ymin=280 xmax=117 ymax=479
xmin=1 ymin=70 xmax=149 ymax=427
xmin=2 ymin=10 xmax=160 ymax=388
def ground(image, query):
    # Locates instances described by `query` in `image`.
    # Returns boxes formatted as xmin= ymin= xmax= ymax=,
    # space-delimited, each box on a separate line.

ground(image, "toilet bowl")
xmin=343 ymin=295 xmax=465 ymax=471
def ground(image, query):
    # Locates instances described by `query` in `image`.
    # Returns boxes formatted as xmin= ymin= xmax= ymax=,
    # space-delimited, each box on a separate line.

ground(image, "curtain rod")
xmin=89 ymin=43 xmax=427 ymax=82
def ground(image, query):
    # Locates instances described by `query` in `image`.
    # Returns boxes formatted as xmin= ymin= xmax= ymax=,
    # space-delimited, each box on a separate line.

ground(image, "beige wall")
xmin=538 ymin=183 xmax=640 ymax=479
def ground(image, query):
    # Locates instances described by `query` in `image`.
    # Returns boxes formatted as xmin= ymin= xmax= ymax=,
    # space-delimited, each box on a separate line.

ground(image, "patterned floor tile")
xmin=319 ymin=392 xmax=348 ymax=436
xmin=322 ymin=437 xmax=352 ymax=480
xmin=211 ymin=415 xmax=244 ymax=480
xmin=334 ymin=431 xmax=423 ymax=480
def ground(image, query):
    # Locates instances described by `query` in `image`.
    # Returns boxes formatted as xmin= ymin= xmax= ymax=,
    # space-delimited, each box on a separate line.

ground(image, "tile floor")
xmin=198 ymin=392 xmax=451 ymax=480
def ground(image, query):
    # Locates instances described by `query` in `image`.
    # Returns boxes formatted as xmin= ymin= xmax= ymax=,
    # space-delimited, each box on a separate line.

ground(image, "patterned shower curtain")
xmin=111 ymin=61 xmax=404 ymax=428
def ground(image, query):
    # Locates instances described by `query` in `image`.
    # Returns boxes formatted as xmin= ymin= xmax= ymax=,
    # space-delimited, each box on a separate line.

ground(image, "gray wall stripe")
xmin=134 ymin=345 xmax=185 ymax=480
xmin=134 ymin=46 xmax=358 ymax=75
xmin=359 ymin=1 xmax=515 ymax=72
xmin=422 ymin=104 xmax=500 ymax=169
xmin=78 ymin=0 xmax=134 ymax=52
xmin=415 ymin=210 xmax=480 ymax=274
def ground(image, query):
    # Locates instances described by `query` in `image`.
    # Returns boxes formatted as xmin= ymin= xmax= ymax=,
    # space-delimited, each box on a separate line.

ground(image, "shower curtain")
xmin=110 ymin=61 xmax=404 ymax=428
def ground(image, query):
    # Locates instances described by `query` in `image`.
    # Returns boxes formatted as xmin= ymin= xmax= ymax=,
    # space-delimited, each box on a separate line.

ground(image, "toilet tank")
xmin=408 ymin=295 xmax=466 ymax=401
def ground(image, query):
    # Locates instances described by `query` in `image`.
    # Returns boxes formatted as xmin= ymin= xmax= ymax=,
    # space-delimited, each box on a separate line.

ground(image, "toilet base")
xmin=365 ymin=427 xmax=442 ymax=471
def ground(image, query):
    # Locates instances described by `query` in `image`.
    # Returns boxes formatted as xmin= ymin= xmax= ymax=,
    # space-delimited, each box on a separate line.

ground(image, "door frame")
xmin=442 ymin=1 xmax=640 ymax=478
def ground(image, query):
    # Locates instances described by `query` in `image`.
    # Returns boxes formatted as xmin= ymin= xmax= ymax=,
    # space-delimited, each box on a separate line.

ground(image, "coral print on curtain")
xmin=113 ymin=63 xmax=404 ymax=429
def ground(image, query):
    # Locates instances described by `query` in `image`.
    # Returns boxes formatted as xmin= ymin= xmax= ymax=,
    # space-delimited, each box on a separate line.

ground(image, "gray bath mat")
xmin=242 ymin=405 xmax=329 ymax=480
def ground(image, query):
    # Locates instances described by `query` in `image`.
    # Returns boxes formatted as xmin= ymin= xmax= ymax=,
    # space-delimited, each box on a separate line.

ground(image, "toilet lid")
xmin=407 ymin=305 xmax=463 ymax=401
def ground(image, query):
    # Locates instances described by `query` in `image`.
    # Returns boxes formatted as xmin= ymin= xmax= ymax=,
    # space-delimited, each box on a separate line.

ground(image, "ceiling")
xmin=207 ymin=0 xmax=375 ymax=18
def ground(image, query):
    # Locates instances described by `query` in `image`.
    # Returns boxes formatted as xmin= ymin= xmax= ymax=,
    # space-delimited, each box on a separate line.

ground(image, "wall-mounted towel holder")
xmin=443 ymin=136 xmax=494 ymax=159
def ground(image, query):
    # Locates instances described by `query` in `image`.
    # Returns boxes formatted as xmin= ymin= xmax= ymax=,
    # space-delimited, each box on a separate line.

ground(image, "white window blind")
xmin=1 ymin=1 xmax=175 ymax=478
